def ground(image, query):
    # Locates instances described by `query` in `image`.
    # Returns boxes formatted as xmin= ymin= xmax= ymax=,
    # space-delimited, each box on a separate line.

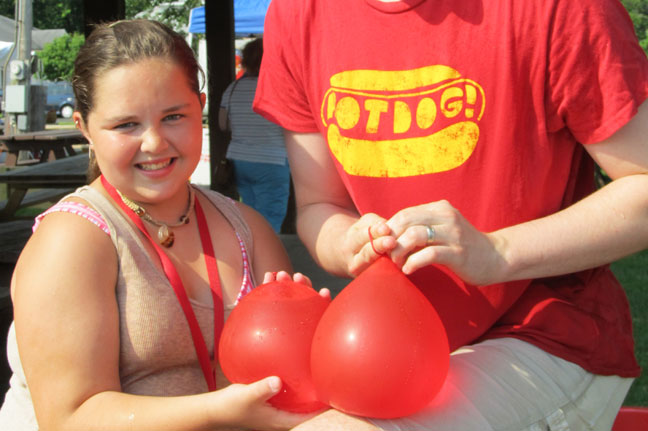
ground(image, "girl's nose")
xmin=140 ymin=126 xmax=169 ymax=153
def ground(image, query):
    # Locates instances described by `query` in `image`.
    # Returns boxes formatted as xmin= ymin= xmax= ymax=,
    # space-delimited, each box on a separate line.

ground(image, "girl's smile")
xmin=136 ymin=158 xmax=176 ymax=171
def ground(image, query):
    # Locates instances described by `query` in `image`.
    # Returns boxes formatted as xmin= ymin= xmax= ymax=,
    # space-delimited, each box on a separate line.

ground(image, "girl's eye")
xmin=114 ymin=122 xmax=137 ymax=130
xmin=164 ymin=113 xmax=183 ymax=122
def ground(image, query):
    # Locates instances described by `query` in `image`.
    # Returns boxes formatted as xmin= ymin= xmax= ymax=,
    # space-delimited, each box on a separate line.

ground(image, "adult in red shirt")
xmin=255 ymin=0 xmax=648 ymax=429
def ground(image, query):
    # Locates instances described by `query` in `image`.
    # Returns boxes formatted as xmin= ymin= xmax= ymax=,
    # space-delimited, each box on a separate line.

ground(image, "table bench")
xmin=0 ymin=129 xmax=87 ymax=167
xmin=0 ymin=154 xmax=88 ymax=221
xmin=0 ymin=188 xmax=75 ymax=217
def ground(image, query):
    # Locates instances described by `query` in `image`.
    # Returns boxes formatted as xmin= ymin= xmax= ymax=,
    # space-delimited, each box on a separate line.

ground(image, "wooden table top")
xmin=0 ymin=153 xmax=88 ymax=187
xmin=0 ymin=129 xmax=88 ymax=167
xmin=0 ymin=129 xmax=84 ymax=142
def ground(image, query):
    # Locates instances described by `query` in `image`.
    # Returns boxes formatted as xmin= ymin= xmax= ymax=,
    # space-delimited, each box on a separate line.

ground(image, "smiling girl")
xmin=0 ymin=20 xmax=321 ymax=431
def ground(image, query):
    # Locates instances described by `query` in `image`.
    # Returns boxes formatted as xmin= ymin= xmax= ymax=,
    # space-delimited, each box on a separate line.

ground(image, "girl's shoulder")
xmin=22 ymin=187 xmax=117 ymax=283
xmin=14 ymin=194 xmax=118 ymax=300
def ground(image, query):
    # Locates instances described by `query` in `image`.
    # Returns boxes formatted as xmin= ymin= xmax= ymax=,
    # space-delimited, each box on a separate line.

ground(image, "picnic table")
xmin=0 ymin=153 xmax=88 ymax=221
xmin=0 ymin=129 xmax=87 ymax=167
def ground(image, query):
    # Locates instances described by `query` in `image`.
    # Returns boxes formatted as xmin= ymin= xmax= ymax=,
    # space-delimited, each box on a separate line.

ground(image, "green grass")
xmin=612 ymin=249 xmax=648 ymax=406
xmin=13 ymin=205 xmax=51 ymax=218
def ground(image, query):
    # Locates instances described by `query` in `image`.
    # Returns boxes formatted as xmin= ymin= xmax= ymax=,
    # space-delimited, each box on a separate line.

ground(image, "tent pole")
xmin=205 ymin=0 xmax=236 ymax=195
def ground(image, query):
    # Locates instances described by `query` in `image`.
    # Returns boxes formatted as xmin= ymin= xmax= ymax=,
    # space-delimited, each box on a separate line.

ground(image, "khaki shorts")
xmin=369 ymin=338 xmax=634 ymax=431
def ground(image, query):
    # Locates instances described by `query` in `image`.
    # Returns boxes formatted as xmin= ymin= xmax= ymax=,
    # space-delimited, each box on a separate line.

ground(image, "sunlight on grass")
xmin=612 ymin=249 xmax=648 ymax=406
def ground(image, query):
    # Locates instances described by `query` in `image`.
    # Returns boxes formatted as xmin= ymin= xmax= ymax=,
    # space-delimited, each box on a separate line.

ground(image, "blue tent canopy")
xmin=189 ymin=0 xmax=271 ymax=35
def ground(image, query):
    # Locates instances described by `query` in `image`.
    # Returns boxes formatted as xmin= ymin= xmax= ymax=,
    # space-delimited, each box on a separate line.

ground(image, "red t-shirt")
xmin=255 ymin=0 xmax=648 ymax=376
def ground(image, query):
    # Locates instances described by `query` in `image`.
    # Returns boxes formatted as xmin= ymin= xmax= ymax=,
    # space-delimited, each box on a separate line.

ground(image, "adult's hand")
xmin=386 ymin=200 xmax=506 ymax=286
xmin=342 ymin=213 xmax=397 ymax=276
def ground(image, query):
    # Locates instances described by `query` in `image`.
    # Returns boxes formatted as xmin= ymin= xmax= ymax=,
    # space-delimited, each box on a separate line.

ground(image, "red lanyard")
xmin=101 ymin=176 xmax=224 ymax=391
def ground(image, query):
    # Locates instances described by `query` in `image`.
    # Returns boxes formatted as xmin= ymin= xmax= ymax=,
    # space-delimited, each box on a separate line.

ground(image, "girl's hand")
xmin=212 ymin=377 xmax=326 ymax=430
xmin=341 ymin=213 xmax=397 ymax=277
xmin=386 ymin=200 xmax=506 ymax=286
xmin=262 ymin=270 xmax=312 ymax=286
xmin=262 ymin=271 xmax=331 ymax=301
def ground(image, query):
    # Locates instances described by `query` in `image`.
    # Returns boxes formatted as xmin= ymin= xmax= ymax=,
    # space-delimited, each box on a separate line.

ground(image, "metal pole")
xmin=3 ymin=0 xmax=32 ymax=135
xmin=2 ymin=3 xmax=18 ymax=135
xmin=17 ymin=0 xmax=32 ymax=66
xmin=19 ymin=0 xmax=33 ymax=133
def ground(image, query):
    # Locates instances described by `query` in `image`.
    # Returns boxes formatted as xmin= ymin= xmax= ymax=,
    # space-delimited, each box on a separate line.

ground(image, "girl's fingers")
xmin=262 ymin=271 xmax=277 ymax=284
xmin=318 ymin=288 xmax=331 ymax=301
xmin=292 ymin=272 xmax=312 ymax=287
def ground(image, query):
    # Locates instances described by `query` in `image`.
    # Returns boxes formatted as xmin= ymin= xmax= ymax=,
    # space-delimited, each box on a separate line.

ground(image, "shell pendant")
xmin=157 ymin=225 xmax=175 ymax=247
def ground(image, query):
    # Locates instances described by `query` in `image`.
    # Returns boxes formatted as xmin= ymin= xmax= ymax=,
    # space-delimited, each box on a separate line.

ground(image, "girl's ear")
xmin=73 ymin=112 xmax=92 ymax=146
xmin=200 ymin=92 xmax=207 ymax=110
xmin=72 ymin=112 xmax=84 ymax=131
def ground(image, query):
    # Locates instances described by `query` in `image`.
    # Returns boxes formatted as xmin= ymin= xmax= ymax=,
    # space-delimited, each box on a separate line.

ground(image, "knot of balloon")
xmin=218 ymin=256 xmax=450 ymax=418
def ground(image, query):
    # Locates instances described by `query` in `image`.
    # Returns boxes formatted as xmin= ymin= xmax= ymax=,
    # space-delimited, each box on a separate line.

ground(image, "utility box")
xmin=5 ymin=85 xmax=29 ymax=113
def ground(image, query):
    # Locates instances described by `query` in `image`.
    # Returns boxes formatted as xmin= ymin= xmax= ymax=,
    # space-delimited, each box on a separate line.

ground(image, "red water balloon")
xmin=311 ymin=256 xmax=449 ymax=418
xmin=219 ymin=280 xmax=329 ymax=412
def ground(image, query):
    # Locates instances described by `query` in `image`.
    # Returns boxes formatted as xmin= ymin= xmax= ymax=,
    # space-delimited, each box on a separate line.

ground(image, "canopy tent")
xmin=189 ymin=0 xmax=271 ymax=35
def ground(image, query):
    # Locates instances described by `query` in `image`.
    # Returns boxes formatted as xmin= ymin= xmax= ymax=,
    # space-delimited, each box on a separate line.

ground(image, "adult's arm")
xmin=285 ymin=131 xmax=396 ymax=278
xmin=495 ymin=99 xmax=648 ymax=280
xmin=388 ymin=100 xmax=648 ymax=285
xmin=286 ymin=96 xmax=648 ymax=285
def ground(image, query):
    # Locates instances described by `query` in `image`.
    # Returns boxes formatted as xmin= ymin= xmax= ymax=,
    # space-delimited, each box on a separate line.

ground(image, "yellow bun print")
xmin=321 ymin=65 xmax=485 ymax=178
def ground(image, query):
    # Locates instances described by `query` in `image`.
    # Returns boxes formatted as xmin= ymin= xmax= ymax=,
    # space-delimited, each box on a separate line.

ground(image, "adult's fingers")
xmin=346 ymin=214 xmax=390 ymax=255
xmin=386 ymin=200 xmax=455 ymax=237
xmin=348 ymin=234 xmax=396 ymax=276
xmin=390 ymin=224 xmax=445 ymax=267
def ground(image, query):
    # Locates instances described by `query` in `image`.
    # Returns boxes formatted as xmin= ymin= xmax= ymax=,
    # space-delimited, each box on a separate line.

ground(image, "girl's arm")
xmin=236 ymin=202 xmax=295 ymax=282
xmin=12 ymin=212 xmax=312 ymax=431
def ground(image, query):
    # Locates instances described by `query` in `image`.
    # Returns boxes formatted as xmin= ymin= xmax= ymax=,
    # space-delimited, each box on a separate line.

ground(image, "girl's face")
xmin=76 ymin=57 xmax=205 ymax=204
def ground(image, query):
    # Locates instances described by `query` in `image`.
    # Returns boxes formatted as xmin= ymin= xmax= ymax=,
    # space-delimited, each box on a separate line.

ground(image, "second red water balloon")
xmin=310 ymin=257 xmax=450 ymax=418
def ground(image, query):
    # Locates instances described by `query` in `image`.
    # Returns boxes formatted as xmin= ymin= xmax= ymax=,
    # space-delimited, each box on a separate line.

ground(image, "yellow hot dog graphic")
xmin=321 ymin=65 xmax=485 ymax=178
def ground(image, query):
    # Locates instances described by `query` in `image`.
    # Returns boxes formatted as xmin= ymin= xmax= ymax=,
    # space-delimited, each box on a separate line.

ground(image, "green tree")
xmin=0 ymin=0 xmax=198 ymax=34
xmin=33 ymin=0 xmax=83 ymax=33
xmin=0 ymin=0 xmax=14 ymax=18
xmin=621 ymin=0 xmax=648 ymax=54
xmin=37 ymin=32 xmax=84 ymax=81
xmin=126 ymin=0 xmax=156 ymax=19
xmin=0 ymin=0 xmax=200 ymax=82
xmin=126 ymin=0 xmax=203 ymax=37
xmin=0 ymin=0 xmax=83 ymax=33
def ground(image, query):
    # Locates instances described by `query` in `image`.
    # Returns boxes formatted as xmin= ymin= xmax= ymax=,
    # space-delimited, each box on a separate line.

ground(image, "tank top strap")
xmin=193 ymin=186 xmax=257 ymax=288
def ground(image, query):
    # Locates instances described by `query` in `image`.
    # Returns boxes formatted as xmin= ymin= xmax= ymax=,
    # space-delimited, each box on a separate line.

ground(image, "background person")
xmin=0 ymin=20 xmax=322 ymax=431
xmin=254 ymin=0 xmax=648 ymax=429
xmin=219 ymin=38 xmax=291 ymax=233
